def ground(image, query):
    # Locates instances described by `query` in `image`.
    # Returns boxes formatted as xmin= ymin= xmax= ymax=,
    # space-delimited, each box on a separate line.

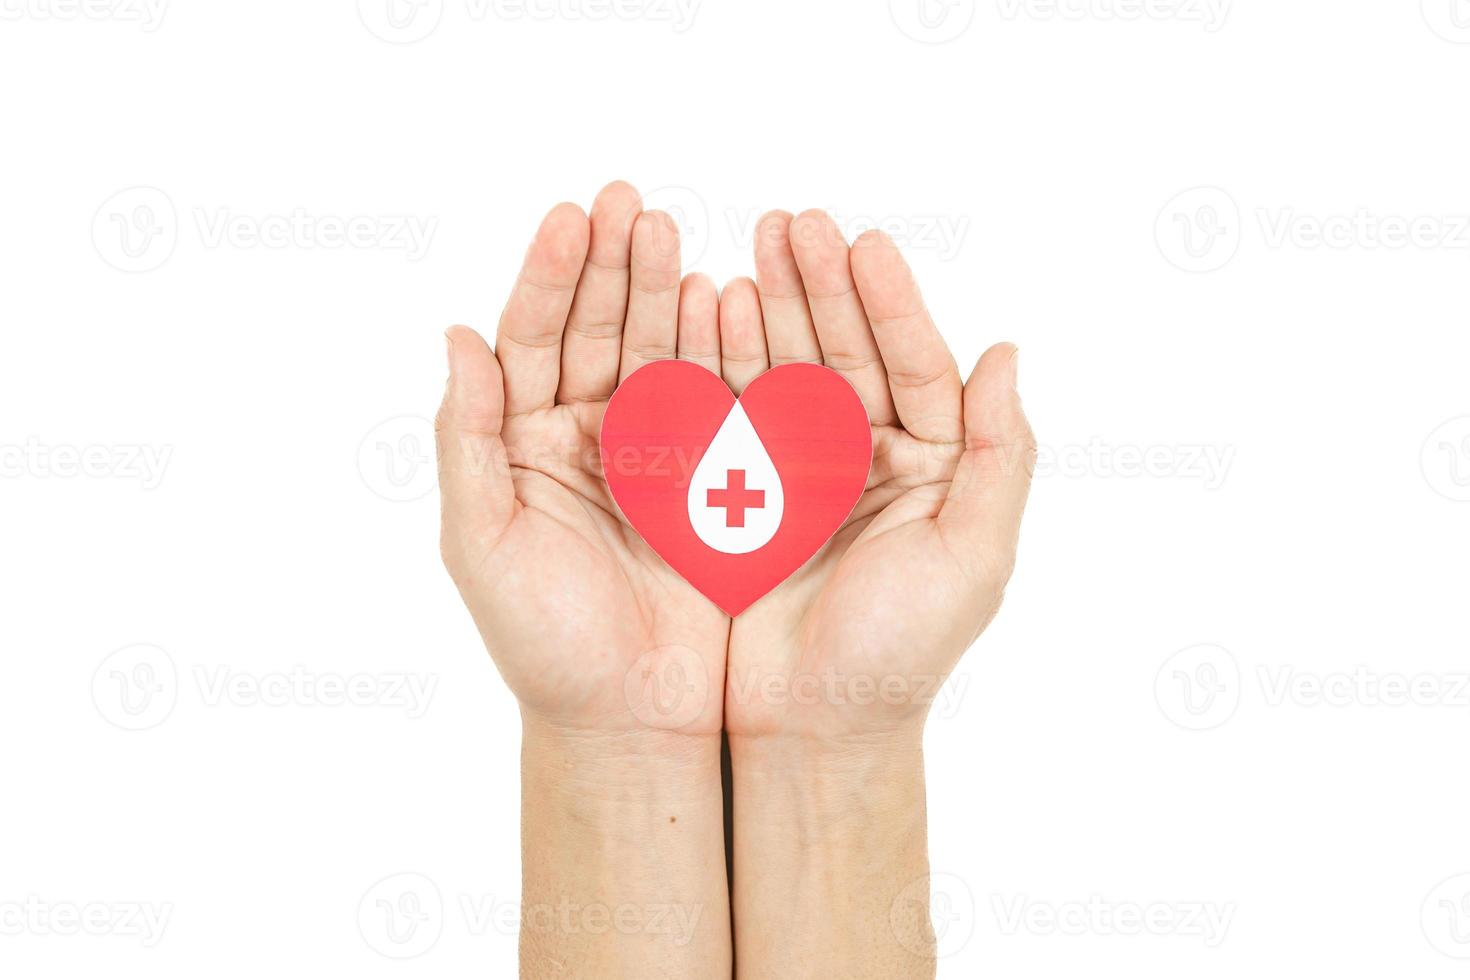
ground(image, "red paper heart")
xmin=600 ymin=360 xmax=872 ymax=615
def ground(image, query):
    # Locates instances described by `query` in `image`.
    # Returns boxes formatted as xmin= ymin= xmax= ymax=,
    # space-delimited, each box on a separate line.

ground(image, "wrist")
xmin=727 ymin=727 xmax=925 ymax=774
xmin=728 ymin=730 xmax=935 ymax=978
xmin=724 ymin=655 xmax=950 ymax=737
xmin=522 ymin=713 xmax=723 ymax=801
xmin=729 ymin=730 xmax=927 ymax=841
xmin=518 ymin=718 xmax=731 ymax=976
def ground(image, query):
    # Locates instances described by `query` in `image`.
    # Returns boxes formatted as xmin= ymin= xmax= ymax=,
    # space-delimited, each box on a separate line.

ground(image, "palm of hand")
xmin=717 ymin=211 xmax=1032 ymax=740
xmin=492 ymin=405 xmax=730 ymax=735
xmin=439 ymin=188 xmax=1032 ymax=741
xmin=437 ymin=186 xmax=728 ymax=736
xmin=727 ymin=431 xmax=973 ymax=738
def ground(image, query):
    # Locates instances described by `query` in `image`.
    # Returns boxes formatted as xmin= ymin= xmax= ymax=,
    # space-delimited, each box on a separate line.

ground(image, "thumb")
xmin=436 ymin=325 xmax=516 ymax=572
xmin=937 ymin=342 xmax=1035 ymax=584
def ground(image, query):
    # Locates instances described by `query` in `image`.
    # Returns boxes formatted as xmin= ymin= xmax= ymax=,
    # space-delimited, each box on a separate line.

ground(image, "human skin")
xmin=435 ymin=182 xmax=732 ymax=978
xmin=435 ymin=184 xmax=1033 ymax=978
xmin=713 ymin=210 xmax=1035 ymax=978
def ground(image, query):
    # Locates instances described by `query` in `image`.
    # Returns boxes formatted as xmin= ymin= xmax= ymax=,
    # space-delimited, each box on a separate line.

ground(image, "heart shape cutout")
xmin=600 ymin=360 xmax=872 ymax=615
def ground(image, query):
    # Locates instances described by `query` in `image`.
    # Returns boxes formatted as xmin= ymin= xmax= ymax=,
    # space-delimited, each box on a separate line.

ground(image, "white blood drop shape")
xmin=687 ymin=403 xmax=784 ymax=554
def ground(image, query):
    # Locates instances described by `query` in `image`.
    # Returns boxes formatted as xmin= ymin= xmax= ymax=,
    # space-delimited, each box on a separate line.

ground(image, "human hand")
xmin=436 ymin=183 xmax=736 ymax=977
xmin=708 ymin=208 xmax=1033 ymax=977
xmin=720 ymin=209 xmax=1035 ymax=743
xmin=435 ymin=181 xmax=731 ymax=739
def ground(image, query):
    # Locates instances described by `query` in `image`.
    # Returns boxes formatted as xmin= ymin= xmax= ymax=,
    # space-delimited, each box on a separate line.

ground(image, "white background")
xmin=3 ymin=0 xmax=1469 ymax=976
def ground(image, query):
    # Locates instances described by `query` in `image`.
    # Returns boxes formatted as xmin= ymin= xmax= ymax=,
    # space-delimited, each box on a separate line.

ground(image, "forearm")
xmin=520 ymin=719 xmax=731 ymax=979
xmin=729 ymin=731 xmax=935 ymax=980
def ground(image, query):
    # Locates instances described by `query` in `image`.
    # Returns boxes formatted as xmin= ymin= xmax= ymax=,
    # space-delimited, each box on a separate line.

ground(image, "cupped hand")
xmin=718 ymin=210 xmax=1036 ymax=740
xmin=436 ymin=182 xmax=730 ymax=737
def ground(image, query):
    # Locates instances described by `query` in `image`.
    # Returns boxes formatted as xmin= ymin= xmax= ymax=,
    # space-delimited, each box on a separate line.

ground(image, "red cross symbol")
xmin=706 ymin=469 xmax=765 ymax=528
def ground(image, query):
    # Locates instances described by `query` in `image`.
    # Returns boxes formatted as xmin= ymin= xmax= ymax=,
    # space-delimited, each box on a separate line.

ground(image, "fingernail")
xmin=445 ymin=330 xmax=456 ymax=383
xmin=1008 ymin=347 xmax=1020 ymax=391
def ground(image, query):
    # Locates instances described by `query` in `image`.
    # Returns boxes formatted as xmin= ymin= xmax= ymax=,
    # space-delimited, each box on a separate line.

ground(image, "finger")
xmin=559 ymin=180 xmax=641 ymax=405
xmin=676 ymin=273 xmax=720 ymax=374
xmin=619 ymin=210 xmax=681 ymax=381
xmin=718 ymin=276 xmax=768 ymax=394
xmin=495 ymin=202 xmax=590 ymax=416
xmin=788 ymin=209 xmax=897 ymax=426
xmin=850 ymin=229 xmax=963 ymax=444
xmin=753 ymin=210 xmax=822 ymax=365
xmin=937 ymin=344 xmax=1035 ymax=582
xmin=437 ymin=325 xmax=517 ymax=569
